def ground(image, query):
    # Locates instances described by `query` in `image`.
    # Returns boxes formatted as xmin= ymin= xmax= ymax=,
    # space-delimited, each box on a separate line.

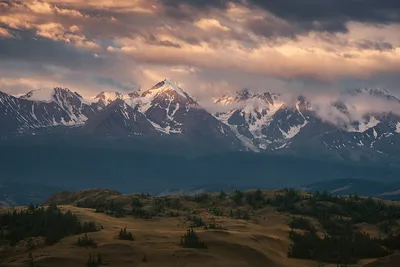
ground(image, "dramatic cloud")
xmin=0 ymin=0 xmax=399 ymax=111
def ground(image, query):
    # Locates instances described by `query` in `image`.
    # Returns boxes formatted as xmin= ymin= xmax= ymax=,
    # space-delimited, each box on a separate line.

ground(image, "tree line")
xmin=0 ymin=204 xmax=100 ymax=246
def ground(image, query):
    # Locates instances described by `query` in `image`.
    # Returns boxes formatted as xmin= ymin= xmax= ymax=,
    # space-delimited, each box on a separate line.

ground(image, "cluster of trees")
xmin=78 ymin=196 xmax=155 ymax=219
xmin=180 ymin=229 xmax=207 ymax=249
xmin=244 ymin=189 xmax=266 ymax=209
xmin=0 ymin=204 xmax=100 ymax=246
xmin=267 ymin=189 xmax=400 ymax=225
xmin=266 ymin=188 xmax=303 ymax=212
xmin=153 ymin=197 xmax=182 ymax=210
xmin=118 ymin=228 xmax=134 ymax=241
xmin=130 ymin=207 xmax=153 ymax=219
xmin=147 ymin=197 xmax=185 ymax=217
xmin=76 ymin=233 xmax=97 ymax=248
xmin=77 ymin=195 xmax=186 ymax=219
xmin=95 ymin=201 xmax=126 ymax=218
xmin=281 ymin=189 xmax=400 ymax=264
xmin=208 ymin=207 xmax=224 ymax=216
xmin=288 ymin=228 xmax=390 ymax=264
xmin=186 ymin=193 xmax=210 ymax=204
xmin=76 ymin=198 xmax=125 ymax=216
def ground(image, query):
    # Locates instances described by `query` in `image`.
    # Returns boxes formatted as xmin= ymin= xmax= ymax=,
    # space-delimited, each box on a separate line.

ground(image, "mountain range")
xmin=1 ymin=79 xmax=400 ymax=164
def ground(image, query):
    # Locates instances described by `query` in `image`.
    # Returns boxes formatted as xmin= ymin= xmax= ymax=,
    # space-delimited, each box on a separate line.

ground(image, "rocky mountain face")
xmin=0 ymin=88 xmax=96 ymax=138
xmin=213 ymin=88 xmax=400 ymax=163
xmin=0 ymin=80 xmax=245 ymax=152
xmin=1 ymin=80 xmax=399 ymax=163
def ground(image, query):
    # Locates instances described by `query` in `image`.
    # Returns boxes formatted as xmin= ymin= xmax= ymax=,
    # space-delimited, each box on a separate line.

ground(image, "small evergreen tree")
xmin=118 ymin=227 xmax=134 ymax=241
xmin=232 ymin=190 xmax=244 ymax=205
xmin=180 ymin=229 xmax=207 ymax=249
xmin=76 ymin=233 xmax=97 ymax=248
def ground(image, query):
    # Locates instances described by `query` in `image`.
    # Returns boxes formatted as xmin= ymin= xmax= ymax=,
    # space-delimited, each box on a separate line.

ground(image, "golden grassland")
xmin=0 ymin=189 xmax=399 ymax=267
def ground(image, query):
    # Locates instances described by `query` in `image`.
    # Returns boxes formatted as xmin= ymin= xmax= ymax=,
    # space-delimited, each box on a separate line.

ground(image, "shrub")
xmin=76 ymin=233 xmax=97 ymax=248
xmin=180 ymin=229 xmax=207 ymax=249
xmin=118 ymin=228 xmax=134 ymax=241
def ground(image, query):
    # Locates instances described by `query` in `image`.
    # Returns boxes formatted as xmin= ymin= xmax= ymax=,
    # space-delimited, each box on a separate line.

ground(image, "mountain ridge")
xmin=1 ymin=80 xmax=400 ymax=163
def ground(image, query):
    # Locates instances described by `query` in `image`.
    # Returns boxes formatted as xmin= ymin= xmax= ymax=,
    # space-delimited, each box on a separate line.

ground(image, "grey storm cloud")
xmin=146 ymin=34 xmax=182 ymax=48
xmin=355 ymin=39 xmax=394 ymax=51
xmin=162 ymin=0 xmax=400 ymax=34
xmin=0 ymin=29 xmax=102 ymax=69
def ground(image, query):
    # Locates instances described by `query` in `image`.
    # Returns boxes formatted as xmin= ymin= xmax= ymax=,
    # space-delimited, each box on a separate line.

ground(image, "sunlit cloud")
xmin=0 ymin=0 xmax=398 ymax=104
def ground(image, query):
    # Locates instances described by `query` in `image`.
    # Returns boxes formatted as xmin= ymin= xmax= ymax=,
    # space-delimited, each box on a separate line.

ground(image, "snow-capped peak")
xmin=214 ymin=89 xmax=278 ymax=106
xmin=18 ymin=88 xmax=73 ymax=103
xmin=145 ymin=79 xmax=189 ymax=99
xmin=214 ymin=89 xmax=251 ymax=105
xmin=130 ymin=79 xmax=197 ymax=112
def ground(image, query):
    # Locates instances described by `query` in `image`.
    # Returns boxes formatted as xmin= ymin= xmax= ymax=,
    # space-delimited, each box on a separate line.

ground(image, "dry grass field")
xmin=0 ymin=189 xmax=399 ymax=267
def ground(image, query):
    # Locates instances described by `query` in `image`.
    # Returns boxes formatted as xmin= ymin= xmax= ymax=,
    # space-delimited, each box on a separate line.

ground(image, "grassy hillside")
xmin=1 ymin=189 xmax=400 ymax=267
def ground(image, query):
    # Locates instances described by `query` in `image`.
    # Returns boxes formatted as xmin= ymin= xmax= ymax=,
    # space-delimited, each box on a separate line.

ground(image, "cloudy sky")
xmin=0 ymin=0 xmax=399 ymax=102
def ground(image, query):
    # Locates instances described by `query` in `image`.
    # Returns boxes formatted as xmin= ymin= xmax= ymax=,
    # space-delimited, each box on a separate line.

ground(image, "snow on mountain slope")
xmin=114 ymin=79 xmax=245 ymax=150
xmin=213 ymin=87 xmax=400 ymax=160
xmin=0 ymin=87 xmax=108 ymax=139
xmin=83 ymin=99 xmax=157 ymax=137
xmin=128 ymin=79 xmax=198 ymax=134
xmin=214 ymin=90 xmax=311 ymax=150
xmin=132 ymin=79 xmax=197 ymax=112
xmin=1 ymin=82 xmax=400 ymax=162
xmin=19 ymin=88 xmax=57 ymax=102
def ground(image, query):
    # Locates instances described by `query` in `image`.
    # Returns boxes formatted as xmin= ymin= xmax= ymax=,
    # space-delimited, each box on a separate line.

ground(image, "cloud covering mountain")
xmin=0 ymin=0 xmax=399 ymax=110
